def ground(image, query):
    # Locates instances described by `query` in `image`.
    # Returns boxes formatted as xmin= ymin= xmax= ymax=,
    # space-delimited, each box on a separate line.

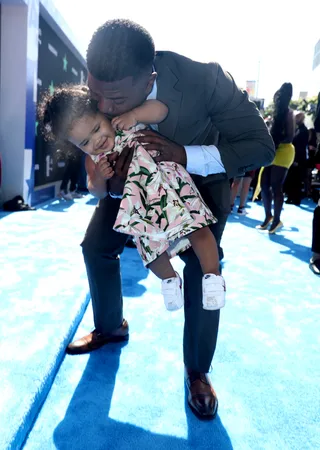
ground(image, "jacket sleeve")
xmin=205 ymin=63 xmax=275 ymax=178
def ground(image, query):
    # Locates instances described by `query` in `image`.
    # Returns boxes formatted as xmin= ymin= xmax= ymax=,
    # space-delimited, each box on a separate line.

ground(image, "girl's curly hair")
xmin=38 ymin=84 xmax=97 ymax=143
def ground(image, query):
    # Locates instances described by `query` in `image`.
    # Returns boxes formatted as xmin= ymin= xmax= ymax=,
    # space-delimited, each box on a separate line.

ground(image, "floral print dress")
xmin=92 ymin=124 xmax=217 ymax=266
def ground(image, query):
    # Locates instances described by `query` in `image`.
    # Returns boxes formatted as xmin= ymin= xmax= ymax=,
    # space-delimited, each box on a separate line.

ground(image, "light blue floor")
xmin=0 ymin=198 xmax=94 ymax=450
xmin=1 ymin=197 xmax=319 ymax=449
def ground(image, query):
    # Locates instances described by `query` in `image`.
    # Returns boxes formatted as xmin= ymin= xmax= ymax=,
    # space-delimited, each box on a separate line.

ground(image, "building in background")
xmin=0 ymin=0 xmax=86 ymax=206
xmin=309 ymin=38 xmax=320 ymax=98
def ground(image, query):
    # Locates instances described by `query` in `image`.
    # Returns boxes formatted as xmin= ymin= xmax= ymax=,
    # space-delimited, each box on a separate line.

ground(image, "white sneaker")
xmin=161 ymin=272 xmax=183 ymax=311
xmin=58 ymin=191 xmax=73 ymax=201
xmin=71 ymin=191 xmax=84 ymax=199
xmin=202 ymin=274 xmax=226 ymax=310
xmin=237 ymin=207 xmax=248 ymax=215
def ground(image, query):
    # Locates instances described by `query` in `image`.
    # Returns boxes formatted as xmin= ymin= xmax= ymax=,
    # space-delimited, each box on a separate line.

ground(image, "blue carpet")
xmin=22 ymin=199 xmax=319 ymax=450
xmin=0 ymin=198 xmax=96 ymax=450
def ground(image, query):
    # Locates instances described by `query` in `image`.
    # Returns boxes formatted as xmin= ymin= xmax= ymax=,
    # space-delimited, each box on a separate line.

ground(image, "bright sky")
xmin=54 ymin=0 xmax=320 ymax=104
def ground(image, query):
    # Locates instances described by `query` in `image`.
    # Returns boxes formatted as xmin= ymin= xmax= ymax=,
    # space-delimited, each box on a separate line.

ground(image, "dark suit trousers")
xmin=285 ymin=163 xmax=306 ymax=204
xmin=312 ymin=205 xmax=320 ymax=254
xmin=81 ymin=176 xmax=230 ymax=373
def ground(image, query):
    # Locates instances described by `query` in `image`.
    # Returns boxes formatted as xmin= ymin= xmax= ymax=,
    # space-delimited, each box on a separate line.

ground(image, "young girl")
xmin=39 ymin=84 xmax=226 ymax=312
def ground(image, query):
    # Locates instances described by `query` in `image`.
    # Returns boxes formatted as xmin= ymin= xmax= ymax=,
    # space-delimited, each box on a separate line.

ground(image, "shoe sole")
xmin=309 ymin=263 xmax=320 ymax=275
xmin=66 ymin=334 xmax=129 ymax=355
xmin=187 ymin=398 xmax=218 ymax=421
xmin=269 ymin=222 xmax=283 ymax=234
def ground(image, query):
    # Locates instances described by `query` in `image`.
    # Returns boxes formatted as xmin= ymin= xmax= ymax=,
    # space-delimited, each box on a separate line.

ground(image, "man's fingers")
xmin=108 ymin=152 xmax=119 ymax=163
xmin=135 ymin=129 xmax=161 ymax=137
xmin=114 ymin=147 xmax=134 ymax=178
xmin=141 ymin=143 xmax=163 ymax=152
xmin=136 ymin=136 xmax=165 ymax=146
xmin=116 ymin=147 xmax=131 ymax=171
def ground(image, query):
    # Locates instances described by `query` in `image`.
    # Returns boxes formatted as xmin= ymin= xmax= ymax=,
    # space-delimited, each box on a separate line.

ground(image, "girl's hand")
xmin=95 ymin=156 xmax=114 ymax=180
xmin=112 ymin=111 xmax=138 ymax=131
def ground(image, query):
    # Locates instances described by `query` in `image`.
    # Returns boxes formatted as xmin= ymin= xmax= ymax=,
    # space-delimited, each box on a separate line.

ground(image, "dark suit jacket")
xmin=293 ymin=123 xmax=309 ymax=164
xmin=315 ymin=92 xmax=320 ymax=133
xmin=155 ymin=51 xmax=275 ymax=180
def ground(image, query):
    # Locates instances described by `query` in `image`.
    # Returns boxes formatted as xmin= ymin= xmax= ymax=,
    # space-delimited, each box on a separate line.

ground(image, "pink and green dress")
xmin=92 ymin=124 xmax=217 ymax=266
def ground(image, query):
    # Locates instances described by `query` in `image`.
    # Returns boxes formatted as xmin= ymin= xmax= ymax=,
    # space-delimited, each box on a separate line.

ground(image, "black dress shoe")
xmin=309 ymin=258 xmax=320 ymax=275
xmin=185 ymin=367 xmax=218 ymax=419
xmin=66 ymin=319 xmax=129 ymax=355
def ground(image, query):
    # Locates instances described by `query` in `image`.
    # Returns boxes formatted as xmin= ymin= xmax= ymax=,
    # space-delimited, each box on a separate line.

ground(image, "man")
xmin=67 ymin=19 xmax=275 ymax=419
xmin=285 ymin=112 xmax=309 ymax=206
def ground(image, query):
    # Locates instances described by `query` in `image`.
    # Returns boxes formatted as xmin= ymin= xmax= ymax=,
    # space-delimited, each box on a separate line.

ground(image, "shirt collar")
xmin=147 ymin=72 xmax=157 ymax=100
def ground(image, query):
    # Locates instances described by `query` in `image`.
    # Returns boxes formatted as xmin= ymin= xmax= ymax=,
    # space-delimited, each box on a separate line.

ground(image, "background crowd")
xmin=230 ymin=88 xmax=320 ymax=275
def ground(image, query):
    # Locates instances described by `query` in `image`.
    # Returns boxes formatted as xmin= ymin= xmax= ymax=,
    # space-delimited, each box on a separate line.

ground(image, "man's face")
xmin=88 ymin=72 xmax=156 ymax=118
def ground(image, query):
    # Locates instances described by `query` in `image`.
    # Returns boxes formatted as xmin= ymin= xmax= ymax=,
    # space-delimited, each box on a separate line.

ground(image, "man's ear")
xmin=146 ymin=72 xmax=157 ymax=94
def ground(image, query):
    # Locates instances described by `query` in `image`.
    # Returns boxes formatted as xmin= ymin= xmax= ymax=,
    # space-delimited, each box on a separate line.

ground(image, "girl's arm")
xmin=132 ymin=99 xmax=168 ymax=124
xmin=85 ymin=155 xmax=114 ymax=199
xmin=112 ymin=100 xmax=168 ymax=130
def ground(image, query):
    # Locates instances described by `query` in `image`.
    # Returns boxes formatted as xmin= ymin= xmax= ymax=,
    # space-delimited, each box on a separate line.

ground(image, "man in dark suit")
xmin=285 ymin=112 xmax=309 ymax=206
xmin=67 ymin=19 xmax=275 ymax=418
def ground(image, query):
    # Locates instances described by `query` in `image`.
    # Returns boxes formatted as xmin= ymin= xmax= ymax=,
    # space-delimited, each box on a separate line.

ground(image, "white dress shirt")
xmin=149 ymin=79 xmax=226 ymax=176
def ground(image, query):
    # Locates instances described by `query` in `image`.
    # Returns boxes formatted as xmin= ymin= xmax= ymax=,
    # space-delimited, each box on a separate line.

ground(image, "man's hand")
xmin=108 ymin=146 xmax=134 ymax=180
xmin=135 ymin=130 xmax=187 ymax=166
xmin=107 ymin=146 xmax=134 ymax=195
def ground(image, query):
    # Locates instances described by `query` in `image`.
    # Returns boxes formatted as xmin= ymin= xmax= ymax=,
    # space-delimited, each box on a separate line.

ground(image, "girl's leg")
xmin=188 ymin=227 xmax=220 ymax=275
xmin=148 ymin=252 xmax=176 ymax=280
xmin=188 ymin=226 xmax=225 ymax=311
xmin=148 ymin=252 xmax=183 ymax=312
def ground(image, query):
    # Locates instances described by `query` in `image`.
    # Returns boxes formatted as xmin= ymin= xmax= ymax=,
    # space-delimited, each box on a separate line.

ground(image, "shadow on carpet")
xmin=52 ymin=345 xmax=233 ymax=450
xmin=228 ymin=205 xmax=311 ymax=265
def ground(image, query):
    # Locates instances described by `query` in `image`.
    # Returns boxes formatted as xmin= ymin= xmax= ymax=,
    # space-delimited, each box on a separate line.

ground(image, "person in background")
xmin=310 ymin=91 xmax=320 ymax=275
xmin=285 ymin=112 xmax=309 ymax=206
xmin=308 ymin=128 xmax=318 ymax=161
xmin=230 ymin=170 xmax=255 ymax=215
xmin=58 ymin=149 xmax=84 ymax=200
xmin=255 ymin=83 xmax=295 ymax=234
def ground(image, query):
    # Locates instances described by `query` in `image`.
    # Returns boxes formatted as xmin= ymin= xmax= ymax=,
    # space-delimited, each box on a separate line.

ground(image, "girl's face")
xmin=68 ymin=112 xmax=115 ymax=156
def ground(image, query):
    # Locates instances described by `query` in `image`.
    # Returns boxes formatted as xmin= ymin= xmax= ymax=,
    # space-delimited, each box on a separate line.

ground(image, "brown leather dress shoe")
xmin=185 ymin=367 xmax=218 ymax=419
xmin=66 ymin=319 xmax=129 ymax=355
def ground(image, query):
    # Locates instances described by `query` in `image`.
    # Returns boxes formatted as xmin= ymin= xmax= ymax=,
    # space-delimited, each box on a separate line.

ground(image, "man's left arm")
xmin=187 ymin=63 xmax=275 ymax=179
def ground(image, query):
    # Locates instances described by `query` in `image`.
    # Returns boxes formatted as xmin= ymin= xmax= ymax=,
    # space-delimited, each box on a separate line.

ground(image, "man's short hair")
xmin=87 ymin=19 xmax=155 ymax=82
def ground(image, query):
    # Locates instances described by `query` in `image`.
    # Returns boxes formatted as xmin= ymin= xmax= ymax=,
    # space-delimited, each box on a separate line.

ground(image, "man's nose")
xmin=98 ymin=98 xmax=114 ymax=115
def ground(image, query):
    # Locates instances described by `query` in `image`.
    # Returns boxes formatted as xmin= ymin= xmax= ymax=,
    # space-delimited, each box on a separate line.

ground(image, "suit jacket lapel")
xmin=155 ymin=53 xmax=182 ymax=141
